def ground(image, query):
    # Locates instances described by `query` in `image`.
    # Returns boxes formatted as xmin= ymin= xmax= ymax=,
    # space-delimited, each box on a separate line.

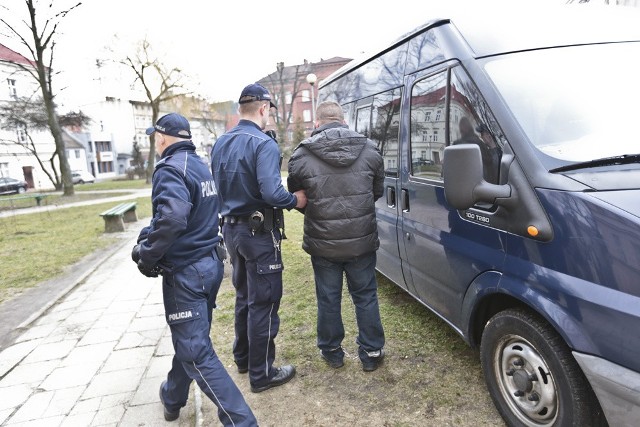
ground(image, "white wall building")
xmin=0 ymin=43 xmax=58 ymax=190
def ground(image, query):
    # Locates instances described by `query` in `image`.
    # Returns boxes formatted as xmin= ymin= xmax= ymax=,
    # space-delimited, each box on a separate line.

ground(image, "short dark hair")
xmin=316 ymin=101 xmax=344 ymax=124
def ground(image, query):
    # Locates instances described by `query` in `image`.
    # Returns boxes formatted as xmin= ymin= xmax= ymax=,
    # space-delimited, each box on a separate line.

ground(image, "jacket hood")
xmin=301 ymin=123 xmax=368 ymax=168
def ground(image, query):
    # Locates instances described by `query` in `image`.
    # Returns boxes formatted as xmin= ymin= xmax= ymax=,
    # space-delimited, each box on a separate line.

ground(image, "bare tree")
xmin=261 ymin=61 xmax=312 ymax=151
xmin=0 ymin=0 xmax=81 ymax=195
xmin=118 ymin=38 xmax=187 ymax=183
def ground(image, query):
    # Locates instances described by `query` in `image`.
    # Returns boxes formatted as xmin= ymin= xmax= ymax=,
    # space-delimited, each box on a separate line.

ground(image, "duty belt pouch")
xmin=249 ymin=211 xmax=265 ymax=233
xmin=263 ymin=209 xmax=274 ymax=232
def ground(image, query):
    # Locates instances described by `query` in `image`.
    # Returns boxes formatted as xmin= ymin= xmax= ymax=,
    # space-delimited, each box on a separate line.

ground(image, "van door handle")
xmin=401 ymin=189 xmax=410 ymax=212
xmin=386 ymin=186 xmax=396 ymax=208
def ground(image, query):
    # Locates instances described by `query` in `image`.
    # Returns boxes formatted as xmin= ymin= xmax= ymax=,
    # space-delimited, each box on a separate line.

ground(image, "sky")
xmin=0 ymin=0 xmax=568 ymax=110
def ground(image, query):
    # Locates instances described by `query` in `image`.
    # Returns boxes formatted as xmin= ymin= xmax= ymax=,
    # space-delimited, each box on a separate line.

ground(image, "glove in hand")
xmin=137 ymin=259 xmax=159 ymax=278
xmin=131 ymin=244 xmax=141 ymax=263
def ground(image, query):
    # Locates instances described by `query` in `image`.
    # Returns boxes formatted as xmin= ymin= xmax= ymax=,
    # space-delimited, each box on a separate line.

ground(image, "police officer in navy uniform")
xmin=133 ymin=113 xmax=257 ymax=425
xmin=211 ymin=83 xmax=307 ymax=393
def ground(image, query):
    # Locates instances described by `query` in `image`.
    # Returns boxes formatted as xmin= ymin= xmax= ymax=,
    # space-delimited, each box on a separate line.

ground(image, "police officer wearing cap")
xmin=133 ymin=113 xmax=257 ymax=425
xmin=211 ymin=83 xmax=307 ymax=393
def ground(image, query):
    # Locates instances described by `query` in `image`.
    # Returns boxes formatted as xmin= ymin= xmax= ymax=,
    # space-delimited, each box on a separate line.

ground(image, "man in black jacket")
xmin=287 ymin=101 xmax=386 ymax=372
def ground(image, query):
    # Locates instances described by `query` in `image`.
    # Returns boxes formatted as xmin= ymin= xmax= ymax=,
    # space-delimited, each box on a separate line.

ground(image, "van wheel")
xmin=480 ymin=308 xmax=605 ymax=427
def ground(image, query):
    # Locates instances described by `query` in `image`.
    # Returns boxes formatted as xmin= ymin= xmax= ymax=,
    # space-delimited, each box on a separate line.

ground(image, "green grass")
xmin=0 ymin=195 xmax=152 ymax=303
xmin=74 ymin=178 xmax=150 ymax=191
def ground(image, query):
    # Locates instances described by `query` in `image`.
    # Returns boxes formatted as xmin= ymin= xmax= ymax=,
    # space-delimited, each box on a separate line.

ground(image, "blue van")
xmin=318 ymin=4 xmax=640 ymax=427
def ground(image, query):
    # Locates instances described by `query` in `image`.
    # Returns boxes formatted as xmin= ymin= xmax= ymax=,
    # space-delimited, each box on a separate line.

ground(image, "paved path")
xmin=0 ymin=219 xmax=202 ymax=426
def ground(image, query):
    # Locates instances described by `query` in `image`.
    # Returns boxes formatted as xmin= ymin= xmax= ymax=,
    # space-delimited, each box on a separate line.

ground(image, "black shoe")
xmin=362 ymin=349 xmax=385 ymax=372
xmin=237 ymin=366 xmax=248 ymax=374
xmin=321 ymin=348 xmax=344 ymax=369
xmin=159 ymin=380 xmax=180 ymax=421
xmin=250 ymin=365 xmax=296 ymax=393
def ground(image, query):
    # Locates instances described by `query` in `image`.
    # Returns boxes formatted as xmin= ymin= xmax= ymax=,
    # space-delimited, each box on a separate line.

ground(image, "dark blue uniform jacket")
xmin=211 ymin=120 xmax=296 ymax=216
xmin=139 ymin=141 xmax=220 ymax=272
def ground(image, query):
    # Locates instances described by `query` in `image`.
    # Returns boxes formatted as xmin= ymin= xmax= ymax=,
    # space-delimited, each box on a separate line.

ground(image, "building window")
xmin=301 ymin=90 xmax=310 ymax=102
xmin=16 ymin=124 xmax=27 ymax=143
xmin=285 ymin=92 xmax=292 ymax=104
xmin=303 ymin=110 xmax=311 ymax=122
xmin=7 ymin=79 xmax=17 ymax=99
xmin=75 ymin=149 xmax=81 ymax=158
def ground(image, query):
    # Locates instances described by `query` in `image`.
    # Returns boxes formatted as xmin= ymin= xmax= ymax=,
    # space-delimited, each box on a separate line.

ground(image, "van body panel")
xmin=574 ymin=352 xmax=640 ymax=427
xmin=492 ymin=188 xmax=640 ymax=373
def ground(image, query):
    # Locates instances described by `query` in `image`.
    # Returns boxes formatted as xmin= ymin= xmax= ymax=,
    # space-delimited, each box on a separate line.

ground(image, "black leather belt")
xmin=223 ymin=215 xmax=251 ymax=224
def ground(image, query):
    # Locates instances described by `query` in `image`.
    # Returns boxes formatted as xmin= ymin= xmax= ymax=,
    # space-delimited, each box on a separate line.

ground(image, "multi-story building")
xmin=258 ymin=57 xmax=351 ymax=144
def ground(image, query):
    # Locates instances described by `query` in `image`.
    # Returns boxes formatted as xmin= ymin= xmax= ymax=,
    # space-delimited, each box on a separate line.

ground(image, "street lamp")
xmin=306 ymin=73 xmax=317 ymax=123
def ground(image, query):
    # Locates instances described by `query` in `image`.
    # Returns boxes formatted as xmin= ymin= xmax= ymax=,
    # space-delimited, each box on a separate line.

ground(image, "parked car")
xmin=72 ymin=170 xmax=95 ymax=184
xmin=319 ymin=4 xmax=640 ymax=427
xmin=0 ymin=177 xmax=28 ymax=195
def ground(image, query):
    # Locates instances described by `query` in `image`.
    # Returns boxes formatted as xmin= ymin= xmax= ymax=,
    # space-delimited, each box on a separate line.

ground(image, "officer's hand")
xmin=293 ymin=189 xmax=307 ymax=209
xmin=131 ymin=244 xmax=141 ymax=263
xmin=137 ymin=259 xmax=159 ymax=278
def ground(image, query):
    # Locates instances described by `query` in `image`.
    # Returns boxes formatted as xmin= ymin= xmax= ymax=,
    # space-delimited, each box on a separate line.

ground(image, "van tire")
xmin=480 ymin=308 xmax=606 ymax=427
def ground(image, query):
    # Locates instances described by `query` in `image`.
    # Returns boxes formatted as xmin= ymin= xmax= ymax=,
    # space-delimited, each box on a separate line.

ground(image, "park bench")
xmin=99 ymin=201 xmax=138 ymax=233
xmin=0 ymin=193 xmax=49 ymax=207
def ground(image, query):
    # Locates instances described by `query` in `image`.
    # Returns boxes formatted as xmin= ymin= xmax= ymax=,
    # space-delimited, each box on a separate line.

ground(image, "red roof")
xmin=0 ymin=43 xmax=34 ymax=67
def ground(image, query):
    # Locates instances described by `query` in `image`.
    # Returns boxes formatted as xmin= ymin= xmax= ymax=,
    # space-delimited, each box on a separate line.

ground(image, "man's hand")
xmin=137 ymin=260 xmax=159 ymax=278
xmin=294 ymin=189 xmax=307 ymax=209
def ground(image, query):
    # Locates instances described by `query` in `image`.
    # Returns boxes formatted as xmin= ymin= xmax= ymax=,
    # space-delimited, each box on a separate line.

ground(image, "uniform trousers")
xmin=223 ymin=223 xmax=284 ymax=389
xmin=161 ymin=253 xmax=257 ymax=426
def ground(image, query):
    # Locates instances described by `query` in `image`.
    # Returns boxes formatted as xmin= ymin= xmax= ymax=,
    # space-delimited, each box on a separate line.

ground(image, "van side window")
xmin=370 ymin=88 xmax=402 ymax=174
xmin=450 ymin=67 xmax=503 ymax=184
xmin=410 ymin=71 xmax=447 ymax=180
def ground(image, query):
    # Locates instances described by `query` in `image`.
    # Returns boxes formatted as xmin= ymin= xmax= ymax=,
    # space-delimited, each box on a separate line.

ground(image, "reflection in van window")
xmin=410 ymin=71 xmax=447 ymax=180
xmin=405 ymin=27 xmax=446 ymax=75
xmin=450 ymin=67 xmax=503 ymax=184
xmin=370 ymin=88 xmax=402 ymax=172
xmin=355 ymin=105 xmax=372 ymax=137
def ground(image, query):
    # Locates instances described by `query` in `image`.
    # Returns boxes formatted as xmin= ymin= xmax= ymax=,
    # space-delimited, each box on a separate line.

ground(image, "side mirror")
xmin=443 ymin=145 xmax=510 ymax=209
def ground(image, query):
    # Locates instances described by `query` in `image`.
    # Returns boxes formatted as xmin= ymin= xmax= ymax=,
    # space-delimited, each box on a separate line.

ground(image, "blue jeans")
xmin=311 ymin=252 xmax=385 ymax=363
xmin=161 ymin=254 xmax=256 ymax=426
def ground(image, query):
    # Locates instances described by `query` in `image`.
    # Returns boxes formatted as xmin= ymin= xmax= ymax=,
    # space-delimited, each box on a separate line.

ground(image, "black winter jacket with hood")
xmin=287 ymin=122 xmax=384 ymax=259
